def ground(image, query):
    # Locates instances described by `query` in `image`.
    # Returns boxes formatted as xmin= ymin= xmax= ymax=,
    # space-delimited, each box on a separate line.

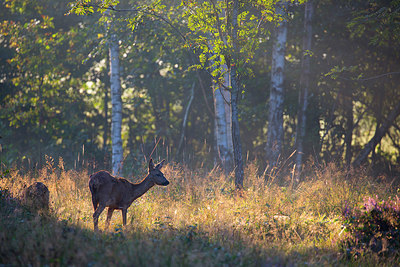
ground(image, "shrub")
xmin=342 ymin=195 xmax=400 ymax=257
xmin=21 ymin=182 xmax=50 ymax=211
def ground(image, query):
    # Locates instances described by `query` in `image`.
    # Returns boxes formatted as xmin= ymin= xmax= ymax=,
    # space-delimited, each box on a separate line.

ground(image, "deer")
xmin=89 ymin=158 xmax=169 ymax=231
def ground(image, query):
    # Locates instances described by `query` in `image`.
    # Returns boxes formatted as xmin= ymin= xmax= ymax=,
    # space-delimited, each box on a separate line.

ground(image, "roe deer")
xmin=89 ymin=158 xmax=169 ymax=231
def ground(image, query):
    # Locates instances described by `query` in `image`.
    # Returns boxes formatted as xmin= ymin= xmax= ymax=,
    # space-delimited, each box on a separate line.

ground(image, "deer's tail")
xmin=89 ymin=175 xmax=99 ymax=211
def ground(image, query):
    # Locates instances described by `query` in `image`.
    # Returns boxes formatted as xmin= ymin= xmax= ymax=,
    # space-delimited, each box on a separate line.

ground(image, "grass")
xmin=0 ymin=159 xmax=399 ymax=266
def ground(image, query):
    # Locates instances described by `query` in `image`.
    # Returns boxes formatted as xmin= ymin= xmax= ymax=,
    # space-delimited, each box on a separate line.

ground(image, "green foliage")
xmin=68 ymin=0 xmax=120 ymax=15
xmin=2 ymin=0 xmax=400 ymax=172
xmin=347 ymin=0 xmax=400 ymax=49
xmin=0 ymin=0 xmax=106 ymax=167
xmin=181 ymin=0 xmax=277 ymax=79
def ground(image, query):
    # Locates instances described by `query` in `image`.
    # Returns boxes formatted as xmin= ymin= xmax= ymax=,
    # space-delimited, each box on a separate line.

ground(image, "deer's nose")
xmin=161 ymin=180 xmax=169 ymax=186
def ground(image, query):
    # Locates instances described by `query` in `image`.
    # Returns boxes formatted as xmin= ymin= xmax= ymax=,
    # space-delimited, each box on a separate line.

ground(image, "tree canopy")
xmin=1 ymin=0 xmax=400 ymax=178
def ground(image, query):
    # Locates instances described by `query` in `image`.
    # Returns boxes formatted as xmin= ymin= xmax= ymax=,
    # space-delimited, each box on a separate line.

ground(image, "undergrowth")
xmin=342 ymin=194 xmax=400 ymax=259
xmin=0 ymin=159 xmax=399 ymax=266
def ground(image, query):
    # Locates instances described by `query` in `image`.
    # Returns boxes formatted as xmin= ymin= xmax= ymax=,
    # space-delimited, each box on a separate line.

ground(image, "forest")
xmin=1 ymin=0 xmax=400 ymax=265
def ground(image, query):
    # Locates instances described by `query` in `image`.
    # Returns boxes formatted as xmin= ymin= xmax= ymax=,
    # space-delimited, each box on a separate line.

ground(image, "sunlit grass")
xmin=0 ymin=159 xmax=398 ymax=266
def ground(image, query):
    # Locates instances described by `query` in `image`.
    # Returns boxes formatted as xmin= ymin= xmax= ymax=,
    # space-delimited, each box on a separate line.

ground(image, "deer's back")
xmin=89 ymin=171 xmax=116 ymax=190
xmin=89 ymin=171 xmax=133 ymax=208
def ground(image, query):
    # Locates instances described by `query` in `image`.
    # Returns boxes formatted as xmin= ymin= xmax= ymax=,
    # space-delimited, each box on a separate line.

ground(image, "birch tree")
xmin=182 ymin=0 xmax=278 ymax=188
xmin=266 ymin=0 xmax=288 ymax=167
xmin=212 ymin=1 xmax=233 ymax=172
xmin=107 ymin=12 xmax=123 ymax=175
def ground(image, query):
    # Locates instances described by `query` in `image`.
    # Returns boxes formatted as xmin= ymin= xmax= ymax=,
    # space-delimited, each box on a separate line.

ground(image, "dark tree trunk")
xmin=344 ymin=86 xmax=353 ymax=166
xmin=231 ymin=68 xmax=244 ymax=189
xmin=353 ymin=102 xmax=400 ymax=167
xmin=231 ymin=0 xmax=244 ymax=189
xmin=177 ymin=82 xmax=195 ymax=155
xmin=372 ymin=92 xmax=383 ymax=164
xmin=295 ymin=0 xmax=313 ymax=183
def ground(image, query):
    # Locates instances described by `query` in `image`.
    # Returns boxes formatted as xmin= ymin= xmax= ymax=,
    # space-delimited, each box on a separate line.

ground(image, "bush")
xmin=342 ymin=195 xmax=400 ymax=257
xmin=21 ymin=182 xmax=50 ymax=212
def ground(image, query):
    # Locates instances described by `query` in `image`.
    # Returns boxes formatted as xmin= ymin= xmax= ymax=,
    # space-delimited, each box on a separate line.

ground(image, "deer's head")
xmin=148 ymin=158 xmax=169 ymax=186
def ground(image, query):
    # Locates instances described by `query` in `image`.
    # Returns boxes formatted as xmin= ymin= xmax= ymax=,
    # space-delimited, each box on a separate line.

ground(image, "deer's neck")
xmin=130 ymin=174 xmax=155 ymax=201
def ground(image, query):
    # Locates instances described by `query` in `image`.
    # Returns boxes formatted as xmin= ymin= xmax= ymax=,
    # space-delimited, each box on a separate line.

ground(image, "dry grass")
xmin=0 ymin=159 xmax=398 ymax=266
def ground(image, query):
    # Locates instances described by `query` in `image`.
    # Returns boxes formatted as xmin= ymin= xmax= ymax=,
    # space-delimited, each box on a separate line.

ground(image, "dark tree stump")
xmin=21 ymin=182 xmax=50 ymax=211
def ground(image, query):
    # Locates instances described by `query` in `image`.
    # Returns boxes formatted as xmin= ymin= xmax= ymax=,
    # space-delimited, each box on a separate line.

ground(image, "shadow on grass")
xmin=2 ymin=187 xmax=397 ymax=266
xmin=0 ymin=188 xmax=350 ymax=266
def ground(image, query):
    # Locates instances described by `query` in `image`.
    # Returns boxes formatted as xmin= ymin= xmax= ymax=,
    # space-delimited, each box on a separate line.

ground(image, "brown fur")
xmin=89 ymin=159 xmax=169 ymax=231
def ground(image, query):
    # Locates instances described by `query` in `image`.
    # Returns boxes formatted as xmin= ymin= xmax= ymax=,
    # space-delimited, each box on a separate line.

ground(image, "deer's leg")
xmin=93 ymin=204 xmax=106 ymax=231
xmin=122 ymin=209 xmax=127 ymax=226
xmin=91 ymin=194 xmax=98 ymax=211
xmin=105 ymin=208 xmax=114 ymax=231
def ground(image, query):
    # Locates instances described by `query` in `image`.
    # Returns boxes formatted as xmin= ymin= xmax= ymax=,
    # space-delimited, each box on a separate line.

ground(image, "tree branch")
xmin=335 ymin=71 xmax=400 ymax=82
xmin=86 ymin=3 xmax=188 ymax=42
xmin=353 ymin=101 xmax=400 ymax=167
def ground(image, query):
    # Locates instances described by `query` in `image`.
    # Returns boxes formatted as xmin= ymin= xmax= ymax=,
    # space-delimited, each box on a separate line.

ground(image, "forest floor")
xmin=0 ymin=160 xmax=399 ymax=266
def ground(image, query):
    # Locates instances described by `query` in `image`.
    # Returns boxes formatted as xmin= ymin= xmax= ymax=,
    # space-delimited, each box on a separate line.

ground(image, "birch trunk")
xmin=295 ymin=1 xmax=313 ymax=183
xmin=213 ymin=82 xmax=229 ymax=169
xmin=266 ymin=0 xmax=288 ymax=167
xmin=109 ymin=22 xmax=123 ymax=175
xmin=213 ymin=70 xmax=233 ymax=172
xmin=211 ymin=0 xmax=233 ymax=172
xmin=223 ymin=78 xmax=234 ymax=163
xmin=103 ymin=81 xmax=109 ymax=168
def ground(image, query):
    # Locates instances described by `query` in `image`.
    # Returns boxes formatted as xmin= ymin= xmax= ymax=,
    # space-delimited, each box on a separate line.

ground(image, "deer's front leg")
xmin=122 ymin=209 xmax=127 ymax=226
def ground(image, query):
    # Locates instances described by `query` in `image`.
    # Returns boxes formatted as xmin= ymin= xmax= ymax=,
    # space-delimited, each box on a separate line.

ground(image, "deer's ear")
xmin=149 ymin=158 xmax=155 ymax=171
xmin=155 ymin=159 xmax=165 ymax=170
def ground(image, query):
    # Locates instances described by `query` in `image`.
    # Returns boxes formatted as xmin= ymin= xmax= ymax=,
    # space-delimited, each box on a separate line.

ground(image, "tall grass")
xmin=0 ymin=159 xmax=398 ymax=266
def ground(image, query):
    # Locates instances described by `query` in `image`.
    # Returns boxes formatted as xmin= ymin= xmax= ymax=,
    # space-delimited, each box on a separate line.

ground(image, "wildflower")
xmin=364 ymin=196 xmax=380 ymax=212
xmin=342 ymin=201 xmax=351 ymax=217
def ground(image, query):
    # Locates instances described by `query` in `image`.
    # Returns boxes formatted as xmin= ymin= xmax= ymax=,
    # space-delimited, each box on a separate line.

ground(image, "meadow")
xmin=0 ymin=158 xmax=399 ymax=266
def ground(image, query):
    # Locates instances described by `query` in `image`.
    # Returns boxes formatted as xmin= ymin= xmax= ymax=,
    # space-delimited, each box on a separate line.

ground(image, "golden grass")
xmin=0 ymin=160 xmax=398 ymax=266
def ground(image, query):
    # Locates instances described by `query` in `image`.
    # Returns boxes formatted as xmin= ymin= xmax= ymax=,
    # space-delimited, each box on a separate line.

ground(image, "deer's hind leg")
xmin=91 ymin=194 xmax=99 ymax=211
xmin=105 ymin=207 xmax=114 ymax=231
xmin=93 ymin=204 xmax=106 ymax=231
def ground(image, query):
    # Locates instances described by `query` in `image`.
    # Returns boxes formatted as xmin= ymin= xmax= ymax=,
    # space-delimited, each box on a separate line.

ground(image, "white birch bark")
xmin=223 ymin=74 xmax=233 ymax=162
xmin=212 ymin=0 xmax=233 ymax=172
xmin=266 ymin=0 xmax=288 ymax=167
xmin=108 ymin=18 xmax=123 ymax=175
xmin=213 ymin=72 xmax=232 ymax=171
